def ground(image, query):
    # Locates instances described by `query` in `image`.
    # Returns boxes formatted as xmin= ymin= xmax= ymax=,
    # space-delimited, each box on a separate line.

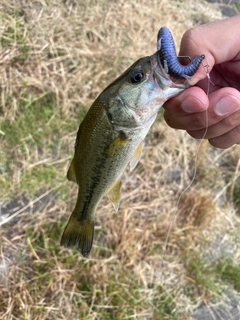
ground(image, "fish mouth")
xmin=151 ymin=52 xmax=189 ymax=91
xmin=151 ymin=52 xmax=170 ymax=83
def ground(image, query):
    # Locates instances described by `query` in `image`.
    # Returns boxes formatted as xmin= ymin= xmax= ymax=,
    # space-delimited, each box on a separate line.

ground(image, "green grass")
xmin=0 ymin=11 xmax=30 ymax=64
xmin=184 ymin=249 xmax=240 ymax=301
xmin=153 ymin=286 xmax=178 ymax=319
xmin=185 ymin=253 xmax=222 ymax=300
xmin=0 ymin=14 xmax=26 ymax=46
xmin=215 ymin=257 xmax=240 ymax=292
xmin=0 ymin=90 xmax=87 ymax=200
xmin=235 ymin=2 xmax=240 ymax=12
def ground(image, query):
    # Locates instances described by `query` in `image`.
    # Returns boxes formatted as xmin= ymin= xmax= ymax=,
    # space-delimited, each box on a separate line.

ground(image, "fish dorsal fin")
xmin=67 ymin=158 xmax=77 ymax=183
xmin=129 ymin=142 xmax=143 ymax=171
xmin=106 ymin=179 xmax=122 ymax=211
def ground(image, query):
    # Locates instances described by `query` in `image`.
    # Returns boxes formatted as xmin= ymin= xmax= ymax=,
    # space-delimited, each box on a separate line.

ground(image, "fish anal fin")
xmin=106 ymin=179 xmax=122 ymax=211
xmin=67 ymin=158 xmax=77 ymax=183
xmin=61 ymin=215 xmax=94 ymax=257
xmin=129 ymin=141 xmax=143 ymax=171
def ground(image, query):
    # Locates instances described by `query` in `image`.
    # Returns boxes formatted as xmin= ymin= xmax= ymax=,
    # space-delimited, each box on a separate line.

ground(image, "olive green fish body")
xmin=67 ymin=97 xmax=144 ymax=215
xmin=61 ymin=54 xmax=189 ymax=256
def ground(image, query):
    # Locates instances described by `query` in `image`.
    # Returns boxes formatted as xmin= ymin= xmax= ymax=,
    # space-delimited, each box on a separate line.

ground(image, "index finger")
xmin=180 ymin=15 xmax=240 ymax=84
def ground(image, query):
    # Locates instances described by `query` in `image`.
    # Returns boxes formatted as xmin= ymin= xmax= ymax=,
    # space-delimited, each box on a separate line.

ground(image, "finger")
xmin=187 ymin=88 xmax=240 ymax=138
xmin=188 ymin=109 xmax=240 ymax=140
xmin=209 ymin=124 xmax=240 ymax=149
xmin=179 ymin=15 xmax=240 ymax=85
xmin=163 ymin=87 xmax=208 ymax=129
xmin=164 ymin=87 xmax=240 ymax=132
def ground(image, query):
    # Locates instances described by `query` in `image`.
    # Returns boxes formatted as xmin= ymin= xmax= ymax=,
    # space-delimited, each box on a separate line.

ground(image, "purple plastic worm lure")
xmin=157 ymin=27 xmax=205 ymax=80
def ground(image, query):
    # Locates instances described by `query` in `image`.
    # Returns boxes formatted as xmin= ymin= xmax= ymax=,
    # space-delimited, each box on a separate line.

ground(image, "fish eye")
xmin=129 ymin=70 xmax=144 ymax=84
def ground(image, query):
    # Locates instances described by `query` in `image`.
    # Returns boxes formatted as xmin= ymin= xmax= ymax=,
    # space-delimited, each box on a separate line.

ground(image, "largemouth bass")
xmin=61 ymin=29 xmax=203 ymax=257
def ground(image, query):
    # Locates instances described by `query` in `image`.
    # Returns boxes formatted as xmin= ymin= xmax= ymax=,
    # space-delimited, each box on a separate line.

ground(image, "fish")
xmin=61 ymin=28 xmax=204 ymax=257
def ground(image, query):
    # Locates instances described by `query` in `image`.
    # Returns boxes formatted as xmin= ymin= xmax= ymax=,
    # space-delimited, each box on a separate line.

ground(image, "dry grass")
xmin=1 ymin=0 xmax=240 ymax=319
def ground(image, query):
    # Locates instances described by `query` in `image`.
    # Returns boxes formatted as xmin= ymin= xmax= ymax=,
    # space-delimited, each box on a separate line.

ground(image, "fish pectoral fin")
xmin=107 ymin=136 xmax=129 ymax=158
xmin=106 ymin=179 xmax=122 ymax=211
xmin=129 ymin=141 xmax=144 ymax=171
xmin=60 ymin=215 xmax=94 ymax=257
xmin=67 ymin=158 xmax=77 ymax=183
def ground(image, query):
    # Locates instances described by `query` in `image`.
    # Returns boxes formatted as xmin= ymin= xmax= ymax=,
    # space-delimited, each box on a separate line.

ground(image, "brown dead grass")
xmin=1 ymin=0 xmax=240 ymax=319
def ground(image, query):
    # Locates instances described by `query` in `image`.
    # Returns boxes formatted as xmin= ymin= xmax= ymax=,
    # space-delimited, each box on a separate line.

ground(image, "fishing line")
xmin=159 ymin=57 xmax=211 ymax=274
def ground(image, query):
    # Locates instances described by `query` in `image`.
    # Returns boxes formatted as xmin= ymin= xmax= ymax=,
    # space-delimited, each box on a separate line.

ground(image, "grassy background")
xmin=1 ymin=0 xmax=240 ymax=319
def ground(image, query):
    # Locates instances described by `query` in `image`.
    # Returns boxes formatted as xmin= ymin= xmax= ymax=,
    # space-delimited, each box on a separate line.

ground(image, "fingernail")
xmin=215 ymin=95 xmax=240 ymax=116
xmin=181 ymin=96 xmax=205 ymax=113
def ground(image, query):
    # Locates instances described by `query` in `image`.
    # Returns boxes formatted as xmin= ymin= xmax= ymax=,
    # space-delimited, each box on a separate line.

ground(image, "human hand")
xmin=163 ymin=15 xmax=240 ymax=148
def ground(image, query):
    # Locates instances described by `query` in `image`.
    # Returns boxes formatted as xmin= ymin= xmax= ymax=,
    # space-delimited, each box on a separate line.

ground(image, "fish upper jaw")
xmin=150 ymin=52 xmax=190 ymax=99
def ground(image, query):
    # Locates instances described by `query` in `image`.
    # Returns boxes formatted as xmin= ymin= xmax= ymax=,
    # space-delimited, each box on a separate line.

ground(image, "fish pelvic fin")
xmin=129 ymin=141 xmax=144 ymax=171
xmin=60 ymin=215 xmax=94 ymax=257
xmin=67 ymin=158 xmax=77 ymax=183
xmin=106 ymin=178 xmax=122 ymax=211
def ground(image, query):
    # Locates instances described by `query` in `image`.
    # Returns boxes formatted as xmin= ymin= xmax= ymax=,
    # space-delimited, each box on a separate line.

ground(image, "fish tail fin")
xmin=60 ymin=214 xmax=94 ymax=257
